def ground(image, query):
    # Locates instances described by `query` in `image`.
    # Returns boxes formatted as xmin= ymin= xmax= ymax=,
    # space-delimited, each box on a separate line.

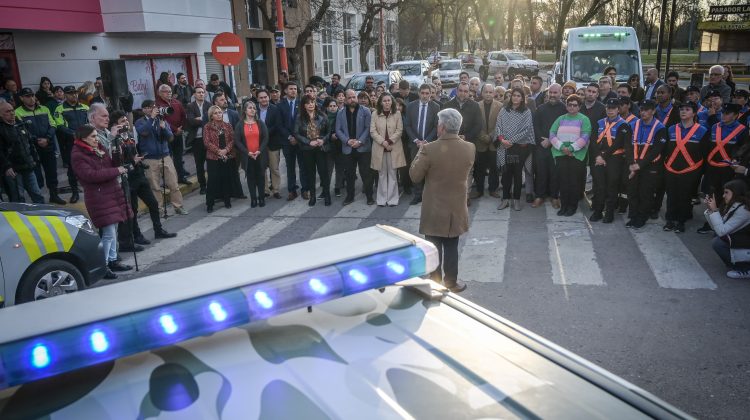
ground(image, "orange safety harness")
xmin=707 ymin=124 xmax=746 ymax=167
xmin=632 ymin=119 xmax=659 ymax=162
xmin=596 ymin=118 xmax=624 ymax=155
xmin=665 ymin=124 xmax=703 ymax=174
xmin=657 ymin=105 xmax=673 ymax=124
xmin=624 ymin=114 xmax=636 ymax=123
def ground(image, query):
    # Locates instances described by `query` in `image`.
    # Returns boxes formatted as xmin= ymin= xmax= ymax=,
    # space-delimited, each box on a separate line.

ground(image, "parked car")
xmin=0 ymin=202 xmax=106 ymax=307
xmin=389 ymin=60 xmax=431 ymax=90
xmin=486 ymin=50 xmax=540 ymax=79
xmin=427 ymin=51 xmax=451 ymax=65
xmin=433 ymin=59 xmax=464 ymax=87
xmin=345 ymin=70 xmax=403 ymax=92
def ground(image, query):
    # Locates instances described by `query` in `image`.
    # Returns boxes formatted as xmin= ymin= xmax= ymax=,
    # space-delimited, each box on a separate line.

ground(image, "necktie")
xmin=418 ymin=103 xmax=426 ymax=140
xmin=289 ymin=100 xmax=295 ymax=126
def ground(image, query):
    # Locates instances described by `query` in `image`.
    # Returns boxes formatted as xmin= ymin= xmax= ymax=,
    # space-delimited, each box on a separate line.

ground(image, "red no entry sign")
xmin=211 ymin=32 xmax=245 ymax=66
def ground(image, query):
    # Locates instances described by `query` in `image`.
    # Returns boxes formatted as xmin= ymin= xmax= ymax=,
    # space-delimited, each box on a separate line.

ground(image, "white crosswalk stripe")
xmin=310 ymin=199 xmax=378 ymax=239
xmin=389 ymin=204 xmax=421 ymax=235
xmin=460 ymin=198 xmax=509 ymax=283
xmin=546 ymin=203 xmax=605 ymax=286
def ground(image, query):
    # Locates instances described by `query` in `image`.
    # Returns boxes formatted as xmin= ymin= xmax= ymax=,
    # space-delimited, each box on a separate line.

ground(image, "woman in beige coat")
xmin=370 ymin=93 xmax=405 ymax=206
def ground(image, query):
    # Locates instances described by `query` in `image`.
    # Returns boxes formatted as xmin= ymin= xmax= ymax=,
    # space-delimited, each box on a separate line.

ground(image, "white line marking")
xmin=310 ymin=200 xmax=378 ymax=239
xmin=545 ymin=203 xmax=605 ymax=286
xmin=460 ymin=198 xmax=509 ymax=283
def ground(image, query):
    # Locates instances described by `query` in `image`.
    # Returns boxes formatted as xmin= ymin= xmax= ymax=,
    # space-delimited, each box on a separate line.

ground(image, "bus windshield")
xmin=569 ymin=50 xmax=639 ymax=83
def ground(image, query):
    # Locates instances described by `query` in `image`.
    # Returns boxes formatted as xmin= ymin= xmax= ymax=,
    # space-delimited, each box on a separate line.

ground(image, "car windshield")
xmin=439 ymin=61 xmax=461 ymax=70
xmin=390 ymin=64 xmax=421 ymax=76
xmin=347 ymin=74 xmax=389 ymax=90
xmin=505 ymin=52 xmax=526 ymax=60
xmin=570 ymin=50 xmax=640 ymax=83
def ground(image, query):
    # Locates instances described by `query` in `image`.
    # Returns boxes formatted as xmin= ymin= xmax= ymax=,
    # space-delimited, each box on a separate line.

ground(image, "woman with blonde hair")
xmin=370 ymin=93 xmax=404 ymax=206
xmin=203 ymin=105 xmax=235 ymax=212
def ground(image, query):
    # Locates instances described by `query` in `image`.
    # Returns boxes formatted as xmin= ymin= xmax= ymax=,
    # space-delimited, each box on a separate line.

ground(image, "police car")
xmin=0 ymin=202 xmax=106 ymax=307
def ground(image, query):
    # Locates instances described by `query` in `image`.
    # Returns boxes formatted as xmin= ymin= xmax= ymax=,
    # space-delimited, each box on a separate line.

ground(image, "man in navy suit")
xmin=277 ymin=82 xmax=307 ymax=200
xmin=256 ymin=89 xmax=283 ymax=198
xmin=404 ymin=83 xmax=440 ymax=204
xmin=643 ymin=68 xmax=665 ymax=101
xmin=336 ymin=89 xmax=374 ymax=205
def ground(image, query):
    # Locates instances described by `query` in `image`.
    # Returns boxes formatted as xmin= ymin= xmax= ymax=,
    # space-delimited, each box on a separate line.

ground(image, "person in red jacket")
xmin=71 ymin=124 xmax=133 ymax=279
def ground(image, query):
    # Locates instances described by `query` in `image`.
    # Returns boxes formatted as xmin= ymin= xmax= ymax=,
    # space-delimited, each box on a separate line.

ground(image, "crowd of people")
xmin=1 ymin=62 xmax=749 ymax=281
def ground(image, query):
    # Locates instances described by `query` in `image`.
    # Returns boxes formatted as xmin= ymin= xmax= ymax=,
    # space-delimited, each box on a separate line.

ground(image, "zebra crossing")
xmin=114 ymin=184 xmax=726 ymax=292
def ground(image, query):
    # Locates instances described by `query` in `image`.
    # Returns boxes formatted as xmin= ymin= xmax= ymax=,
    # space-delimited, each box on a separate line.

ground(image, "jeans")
xmin=712 ymin=236 xmax=750 ymax=271
xmin=100 ymin=224 xmax=118 ymax=263
xmin=5 ymin=171 xmax=45 ymax=203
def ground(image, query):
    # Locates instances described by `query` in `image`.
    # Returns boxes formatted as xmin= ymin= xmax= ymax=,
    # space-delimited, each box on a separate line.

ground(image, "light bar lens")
xmin=0 ymin=244 xmax=431 ymax=388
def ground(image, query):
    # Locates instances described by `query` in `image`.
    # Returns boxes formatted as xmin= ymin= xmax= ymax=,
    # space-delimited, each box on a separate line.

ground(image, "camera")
xmin=118 ymin=125 xmax=129 ymax=135
xmin=157 ymin=106 xmax=174 ymax=116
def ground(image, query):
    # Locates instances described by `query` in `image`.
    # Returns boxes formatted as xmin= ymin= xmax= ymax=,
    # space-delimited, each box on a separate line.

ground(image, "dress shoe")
xmin=108 ymin=261 xmax=133 ymax=272
xmin=551 ymin=198 xmax=561 ymax=209
xmin=589 ymin=211 xmax=603 ymax=222
xmin=259 ymin=198 xmax=265 ymax=207
xmin=557 ymin=208 xmax=567 ymax=216
xmin=207 ymin=205 xmax=214 ymax=213
xmin=649 ymin=210 xmax=659 ymax=220
xmin=409 ymin=197 xmax=422 ymax=205
xmin=564 ymin=207 xmax=577 ymax=217
xmin=526 ymin=193 xmax=534 ymax=203
xmin=469 ymin=191 xmax=482 ymax=199
xmin=602 ymin=211 xmax=614 ymax=223
xmin=497 ymin=199 xmax=510 ymax=210
xmin=697 ymin=222 xmax=713 ymax=234
xmin=308 ymin=197 xmax=316 ymax=206
xmin=512 ymin=199 xmax=522 ymax=211
xmin=531 ymin=197 xmax=544 ymax=208
xmin=251 ymin=199 xmax=258 ymax=208
xmin=343 ymin=196 xmax=354 ymax=205
xmin=49 ymin=193 xmax=67 ymax=205
xmin=674 ymin=222 xmax=686 ymax=233
xmin=119 ymin=243 xmax=144 ymax=253
xmin=264 ymin=192 xmax=270 ymax=198
xmin=625 ymin=219 xmax=635 ymax=228
xmin=324 ymin=194 xmax=332 ymax=206
xmin=447 ymin=281 xmax=467 ymax=293
xmin=663 ymin=221 xmax=676 ymax=231
xmin=287 ymin=191 xmax=298 ymax=201
xmin=318 ymin=191 xmax=325 ymax=199
xmin=631 ymin=219 xmax=646 ymax=229
xmin=69 ymin=192 xmax=79 ymax=204
xmin=155 ymin=228 xmax=177 ymax=239
xmin=134 ymin=235 xmax=151 ymax=245
xmin=199 ymin=186 xmax=207 ymax=195
xmin=302 ymin=191 xmax=311 ymax=200
xmin=273 ymin=192 xmax=282 ymax=199
xmin=366 ymin=197 xmax=375 ymax=205
xmin=618 ymin=197 xmax=628 ymax=213
xmin=103 ymin=268 xmax=118 ymax=280
xmin=224 ymin=200 xmax=232 ymax=209
xmin=178 ymin=178 xmax=191 ymax=185
xmin=334 ymin=188 xmax=341 ymax=197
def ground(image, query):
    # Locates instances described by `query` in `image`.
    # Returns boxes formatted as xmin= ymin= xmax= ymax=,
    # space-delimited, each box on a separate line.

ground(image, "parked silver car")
xmin=487 ymin=50 xmax=539 ymax=79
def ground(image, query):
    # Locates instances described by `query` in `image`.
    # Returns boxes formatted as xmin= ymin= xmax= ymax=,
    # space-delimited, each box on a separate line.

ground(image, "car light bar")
xmin=578 ymin=33 xmax=629 ymax=39
xmin=0 ymin=226 xmax=437 ymax=389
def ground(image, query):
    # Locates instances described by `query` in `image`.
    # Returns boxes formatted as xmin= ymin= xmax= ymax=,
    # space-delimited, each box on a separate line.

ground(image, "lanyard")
xmin=665 ymin=124 xmax=702 ymax=174
xmin=633 ymin=120 xmax=658 ymax=161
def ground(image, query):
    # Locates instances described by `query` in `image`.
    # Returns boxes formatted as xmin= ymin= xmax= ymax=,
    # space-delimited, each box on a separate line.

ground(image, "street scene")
xmin=1 ymin=0 xmax=750 ymax=419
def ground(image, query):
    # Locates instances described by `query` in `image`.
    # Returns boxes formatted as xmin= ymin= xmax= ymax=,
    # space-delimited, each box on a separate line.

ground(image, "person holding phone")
xmin=705 ymin=179 xmax=750 ymax=279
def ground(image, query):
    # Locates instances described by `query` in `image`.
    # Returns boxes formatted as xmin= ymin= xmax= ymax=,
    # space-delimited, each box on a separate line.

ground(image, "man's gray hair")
xmin=158 ymin=84 xmax=172 ymax=92
xmin=437 ymin=108 xmax=462 ymax=134
xmin=709 ymin=65 xmax=724 ymax=75
xmin=87 ymin=102 xmax=107 ymax=122
xmin=469 ymin=76 xmax=481 ymax=84
xmin=481 ymin=83 xmax=495 ymax=94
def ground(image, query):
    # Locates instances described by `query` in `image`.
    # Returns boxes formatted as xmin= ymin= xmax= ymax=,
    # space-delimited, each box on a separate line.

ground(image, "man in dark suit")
xmin=185 ymin=86 xmax=211 ymax=194
xmin=256 ymin=89 xmax=283 ymax=199
xmin=277 ymin=82 xmax=307 ymax=200
xmin=643 ymin=68 xmax=665 ymax=100
xmin=336 ymin=89 xmax=374 ymax=205
xmin=404 ymin=83 xmax=440 ymax=204
xmin=442 ymin=82 xmax=482 ymax=205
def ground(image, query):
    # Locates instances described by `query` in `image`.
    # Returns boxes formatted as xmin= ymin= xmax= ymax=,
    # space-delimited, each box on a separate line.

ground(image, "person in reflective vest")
xmin=663 ymin=102 xmax=710 ymax=233
xmin=697 ymin=103 xmax=749 ymax=234
xmin=655 ymin=85 xmax=680 ymax=128
xmin=624 ymin=100 xmax=668 ymax=229
xmin=53 ymin=86 xmax=89 ymax=204
xmin=590 ymin=98 xmax=632 ymax=223
xmin=617 ymin=96 xmax=639 ymax=214
xmin=698 ymin=90 xmax=722 ymax=129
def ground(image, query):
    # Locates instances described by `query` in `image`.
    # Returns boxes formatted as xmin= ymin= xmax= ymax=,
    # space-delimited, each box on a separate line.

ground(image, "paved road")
xmin=101 ymin=157 xmax=749 ymax=419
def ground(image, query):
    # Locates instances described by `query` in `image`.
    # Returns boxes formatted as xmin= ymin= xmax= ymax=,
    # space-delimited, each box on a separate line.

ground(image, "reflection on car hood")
xmin=0 ymin=202 xmax=79 ymax=217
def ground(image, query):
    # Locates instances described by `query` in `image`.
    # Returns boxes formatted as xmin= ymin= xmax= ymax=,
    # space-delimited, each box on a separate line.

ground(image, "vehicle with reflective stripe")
xmin=0 ymin=202 xmax=106 ymax=307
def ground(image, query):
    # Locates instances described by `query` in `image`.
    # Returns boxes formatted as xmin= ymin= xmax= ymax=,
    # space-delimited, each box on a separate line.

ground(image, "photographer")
xmin=109 ymin=111 xmax=176 ymax=253
xmin=0 ymin=101 xmax=44 ymax=203
xmin=134 ymin=100 xmax=188 ymax=215
xmin=705 ymin=179 xmax=750 ymax=279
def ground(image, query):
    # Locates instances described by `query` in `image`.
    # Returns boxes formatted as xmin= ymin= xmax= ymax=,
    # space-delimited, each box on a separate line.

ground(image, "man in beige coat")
xmin=472 ymin=83 xmax=502 ymax=199
xmin=410 ymin=108 xmax=475 ymax=293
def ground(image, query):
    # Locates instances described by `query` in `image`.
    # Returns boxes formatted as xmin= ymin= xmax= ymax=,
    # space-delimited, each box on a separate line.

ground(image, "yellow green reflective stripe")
xmin=27 ymin=216 xmax=59 ymax=254
xmin=45 ymin=216 xmax=74 ymax=251
xmin=2 ymin=212 xmax=42 ymax=262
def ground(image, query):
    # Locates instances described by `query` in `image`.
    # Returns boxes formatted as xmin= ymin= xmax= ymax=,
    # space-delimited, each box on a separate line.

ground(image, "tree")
xmin=354 ymin=0 xmax=404 ymax=71
xmin=553 ymin=0 xmax=615 ymax=55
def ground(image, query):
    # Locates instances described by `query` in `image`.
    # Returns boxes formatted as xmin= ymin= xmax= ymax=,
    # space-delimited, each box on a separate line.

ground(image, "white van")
xmin=555 ymin=26 xmax=643 ymax=89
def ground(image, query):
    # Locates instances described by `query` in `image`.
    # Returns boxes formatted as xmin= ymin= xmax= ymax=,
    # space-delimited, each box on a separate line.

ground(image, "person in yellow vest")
xmin=663 ymin=101 xmax=710 ymax=233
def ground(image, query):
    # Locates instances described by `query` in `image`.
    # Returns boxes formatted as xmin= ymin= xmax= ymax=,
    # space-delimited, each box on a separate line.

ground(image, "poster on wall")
xmin=125 ymin=60 xmax=154 ymax=109
xmin=153 ymin=58 xmax=188 ymax=88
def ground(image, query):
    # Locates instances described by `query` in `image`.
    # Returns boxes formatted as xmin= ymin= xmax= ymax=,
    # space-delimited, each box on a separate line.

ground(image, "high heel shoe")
xmin=251 ymin=198 xmax=258 ymax=208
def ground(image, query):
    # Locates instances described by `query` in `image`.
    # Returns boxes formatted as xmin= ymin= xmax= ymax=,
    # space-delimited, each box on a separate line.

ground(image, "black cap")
xmin=52 ymin=85 xmax=63 ymax=93
xmin=735 ymin=89 xmax=749 ymax=99
xmin=63 ymin=85 xmax=77 ymax=94
xmin=19 ymin=87 xmax=34 ymax=97
xmin=605 ymin=98 xmax=620 ymax=108
xmin=678 ymin=101 xmax=698 ymax=112
xmin=722 ymin=103 xmax=741 ymax=114
xmin=706 ymin=90 xmax=721 ymax=98
xmin=639 ymin=99 xmax=657 ymax=110
xmin=686 ymin=85 xmax=701 ymax=94
xmin=618 ymin=96 xmax=631 ymax=106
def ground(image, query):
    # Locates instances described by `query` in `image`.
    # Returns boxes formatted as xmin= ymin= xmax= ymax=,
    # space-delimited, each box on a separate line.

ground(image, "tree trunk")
xmin=506 ymin=0 xmax=517 ymax=49
xmin=472 ymin=0 xmax=488 ymax=51
xmin=554 ymin=0 xmax=574 ymax=56
xmin=527 ymin=0 xmax=536 ymax=58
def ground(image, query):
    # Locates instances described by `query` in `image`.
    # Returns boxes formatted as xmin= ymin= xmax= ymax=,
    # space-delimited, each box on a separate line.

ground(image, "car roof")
xmin=350 ymin=71 xmax=393 ymax=76
xmin=440 ymin=59 xmax=461 ymax=63
xmin=391 ymin=61 xmax=427 ymax=65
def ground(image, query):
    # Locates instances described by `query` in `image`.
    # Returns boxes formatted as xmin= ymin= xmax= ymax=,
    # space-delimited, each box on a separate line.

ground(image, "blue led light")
xmin=386 ymin=261 xmax=405 ymax=275
xmin=159 ymin=314 xmax=178 ymax=335
xmin=208 ymin=301 xmax=228 ymax=322
xmin=31 ymin=344 xmax=50 ymax=369
xmin=89 ymin=330 xmax=109 ymax=353
xmin=308 ymin=278 xmax=328 ymax=295
xmin=254 ymin=290 xmax=274 ymax=309
xmin=349 ymin=269 xmax=368 ymax=284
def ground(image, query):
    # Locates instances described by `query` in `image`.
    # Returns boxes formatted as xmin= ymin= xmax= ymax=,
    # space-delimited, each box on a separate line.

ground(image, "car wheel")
xmin=17 ymin=259 xmax=85 ymax=304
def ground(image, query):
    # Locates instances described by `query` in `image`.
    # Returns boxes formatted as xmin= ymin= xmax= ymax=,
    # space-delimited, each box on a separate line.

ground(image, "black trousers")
xmin=171 ymin=133 xmax=188 ymax=178
xmin=665 ymin=171 xmax=701 ymax=223
xmin=591 ymin=155 xmax=624 ymax=213
xmin=628 ymin=165 xmax=662 ymax=222
xmin=206 ymin=159 xmax=233 ymax=206
xmin=192 ymin=136 xmax=207 ymax=188
xmin=534 ymin=147 xmax=558 ymax=198
xmin=302 ymin=148 xmax=329 ymax=197
xmin=245 ymin=156 xmax=265 ymax=200
xmin=118 ymin=174 xmax=162 ymax=245
xmin=34 ymin=150 xmax=58 ymax=190
xmin=475 ymin=150 xmax=500 ymax=194
xmin=653 ymin=169 xmax=666 ymax=213
xmin=283 ymin=143 xmax=307 ymax=193
xmin=59 ymin=133 xmax=78 ymax=191
xmin=345 ymin=150 xmax=374 ymax=199
xmin=555 ymin=155 xmax=584 ymax=210
xmin=501 ymin=145 xmax=530 ymax=200
xmin=425 ymin=235 xmax=460 ymax=287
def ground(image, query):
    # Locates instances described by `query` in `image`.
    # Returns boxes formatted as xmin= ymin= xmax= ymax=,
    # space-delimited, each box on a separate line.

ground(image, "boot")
xmin=49 ymin=188 xmax=67 ymax=205
xmin=602 ymin=209 xmax=614 ymax=223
